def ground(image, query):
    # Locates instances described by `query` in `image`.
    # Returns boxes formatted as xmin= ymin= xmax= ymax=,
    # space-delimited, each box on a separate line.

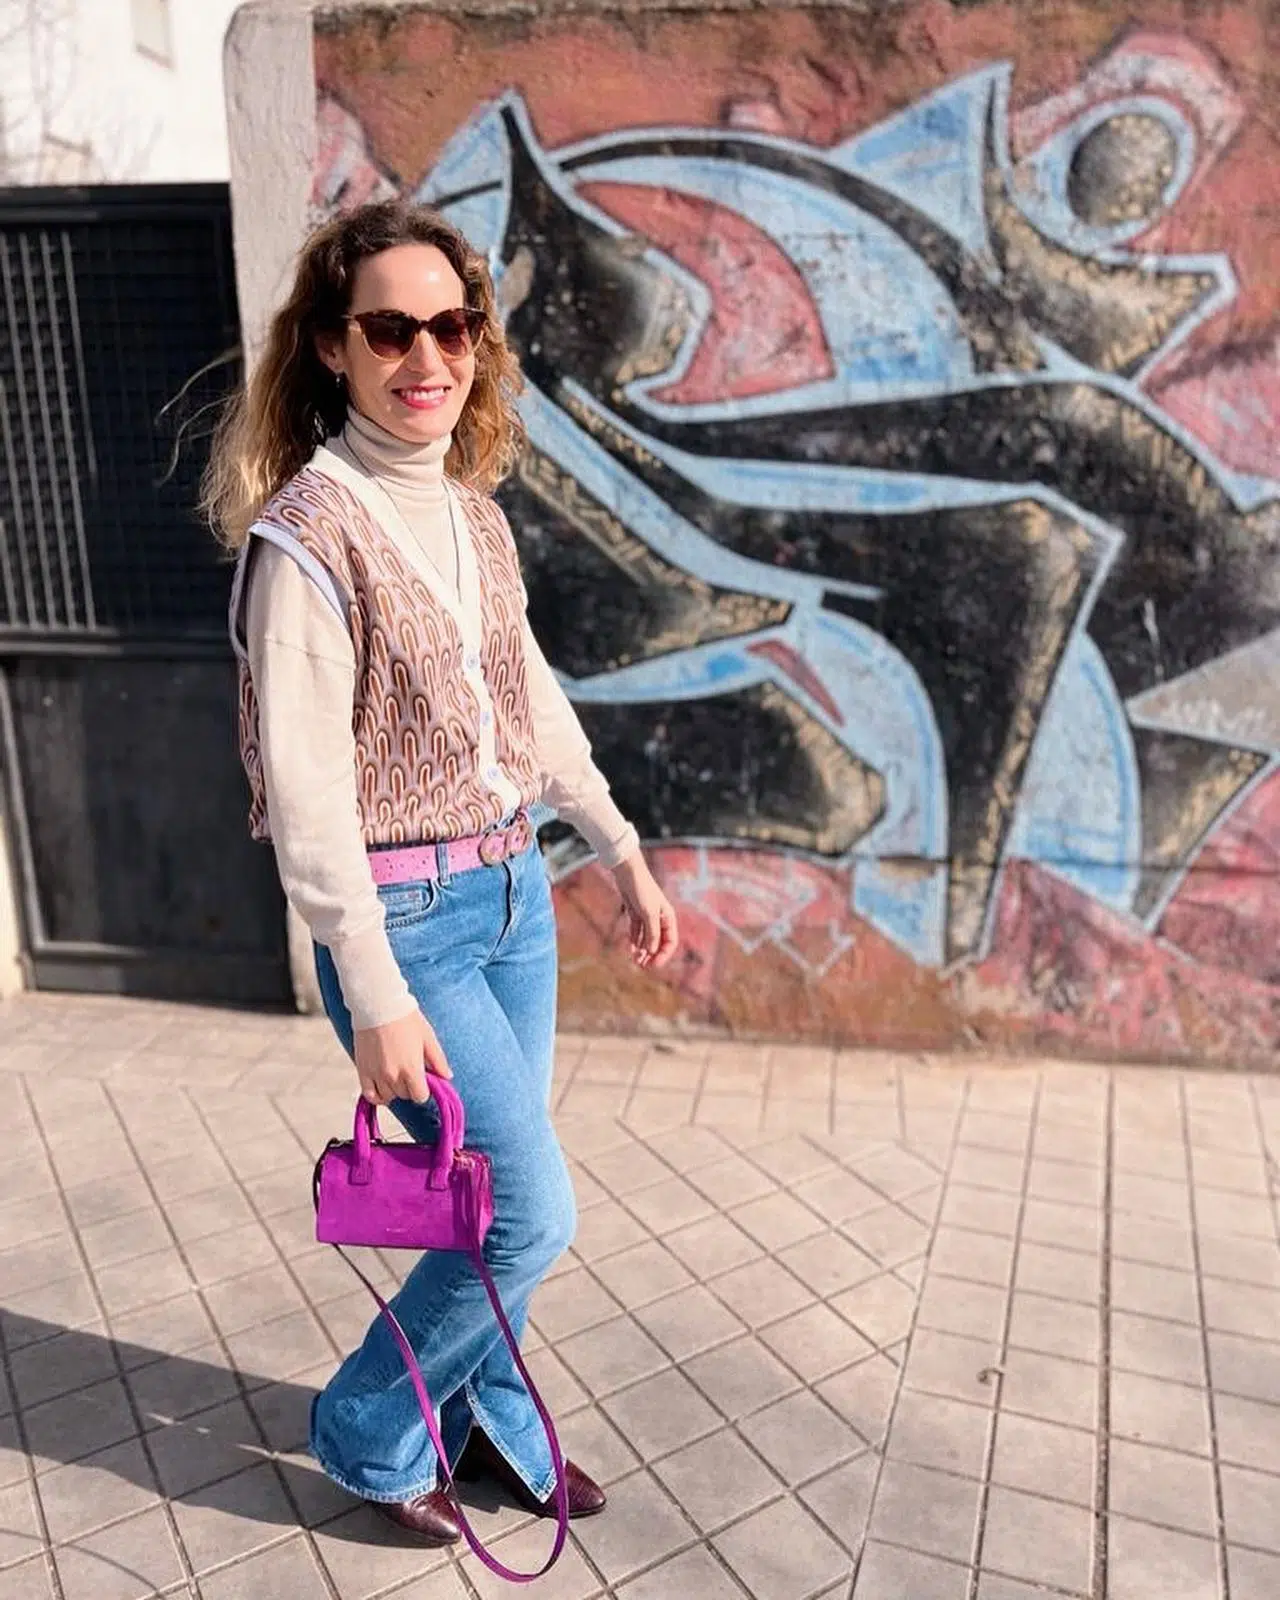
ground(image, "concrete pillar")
xmin=226 ymin=1 xmax=324 ymax=1013
xmin=224 ymin=2 xmax=317 ymax=358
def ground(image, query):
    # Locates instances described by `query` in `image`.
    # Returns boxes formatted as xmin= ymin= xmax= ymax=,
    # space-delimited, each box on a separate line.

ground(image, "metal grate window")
xmin=0 ymin=186 xmax=241 ymax=640
xmin=0 ymin=225 xmax=95 ymax=630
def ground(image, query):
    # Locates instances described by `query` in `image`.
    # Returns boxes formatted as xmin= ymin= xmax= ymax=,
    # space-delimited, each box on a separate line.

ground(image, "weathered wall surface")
xmin=253 ymin=0 xmax=1280 ymax=1061
xmin=0 ymin=0 xmax=247 ymax=184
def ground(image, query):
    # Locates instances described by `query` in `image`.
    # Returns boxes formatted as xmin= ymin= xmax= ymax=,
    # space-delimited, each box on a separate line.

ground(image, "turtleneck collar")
xmin=340 ymin=407 xmax=450 ymax=509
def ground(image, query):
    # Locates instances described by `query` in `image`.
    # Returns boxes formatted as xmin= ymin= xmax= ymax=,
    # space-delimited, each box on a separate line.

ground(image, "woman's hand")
xmin=612 ymin=851 xmax=679 ymax=969
xmin=354 ymin=1008 xmax=452 ymax=1105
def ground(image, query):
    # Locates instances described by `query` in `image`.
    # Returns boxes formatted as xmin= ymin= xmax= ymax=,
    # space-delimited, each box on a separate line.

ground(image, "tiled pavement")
xmin=1 ymin=994 xmax=1279 ymax=1600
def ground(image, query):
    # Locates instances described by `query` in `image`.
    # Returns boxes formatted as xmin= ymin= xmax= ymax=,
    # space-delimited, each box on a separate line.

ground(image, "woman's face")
xmin=319 ymin=243 xmax=477 ymax=446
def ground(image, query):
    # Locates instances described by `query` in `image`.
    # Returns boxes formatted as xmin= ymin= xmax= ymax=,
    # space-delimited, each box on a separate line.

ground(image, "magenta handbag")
xmin=313 ymin=1084 xmax=569 ymax=1581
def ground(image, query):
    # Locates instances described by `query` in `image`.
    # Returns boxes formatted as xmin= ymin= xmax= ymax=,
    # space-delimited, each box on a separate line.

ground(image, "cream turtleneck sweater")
xmin=244 ymin=408 xmax=639 ymax=1030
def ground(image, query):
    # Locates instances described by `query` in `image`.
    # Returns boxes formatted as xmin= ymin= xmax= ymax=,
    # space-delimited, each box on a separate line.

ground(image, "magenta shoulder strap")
xmin=335 ymin=1244 xmax=569 ymax=1581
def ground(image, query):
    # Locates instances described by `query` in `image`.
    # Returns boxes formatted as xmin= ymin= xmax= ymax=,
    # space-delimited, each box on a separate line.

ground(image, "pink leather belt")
xmin=367 ymin=812 xmax=534 ymax=888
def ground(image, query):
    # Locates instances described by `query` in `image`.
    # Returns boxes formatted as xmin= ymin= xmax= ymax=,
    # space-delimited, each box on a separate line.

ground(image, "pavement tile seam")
xmin=978 ymin=1566 xmax=1089 ymax=1598
xmin=8 ymin=998 xmax=1280 ymax=1600
xmin=14 ymin=1081 xmax=210 ymax=1595
xmin=697 ymin=1254 xmax=903 ymax=1386
xmin=718 ymin=1133 xmax=944 ymax=1219
xmin=854 ymin=1534 xmax=971 ymax=1588
xmin=544 ymin=1187 xmax=912 ymax=1395
xmin=649 ymin=1474 xmax=797 ymax=1547
xmin=959 ymin=1097 xmax=1046 ymax=1588
xmin=580 ymin=1460 xmax=715 ymax=1577
xmin=598 ymin=1338 xmax=791 ymax=1435
xmin=807 ymin=1080 xmax=974 ymax=1584
xmin=1175 ymin=1076 xmax=1236 ymax=1594
xmin=161 ymin=1525 xmax=303 ymax=1587
xmin=177 ymin=1096 xmax=350 ymax=1376
xmin=623 ymin=1214 xmax=923 ymax=1350
xmin=0 ymin=1235 xmax=93 ymax=1297
xmin=0 ymin=1396 xmax=58 ymax=1582
xmin=96 ymin=1089 xmax=349 ymax=1589
xmin=29 ymin=1483 xmax=219 ymax=1557
xmin=799 ymin=1501 xmax=870 ymax=1566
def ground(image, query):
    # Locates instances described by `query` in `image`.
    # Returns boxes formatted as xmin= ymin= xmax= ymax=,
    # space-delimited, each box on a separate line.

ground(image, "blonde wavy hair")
xmin=202 ymin=200 xmax=525 ymax=550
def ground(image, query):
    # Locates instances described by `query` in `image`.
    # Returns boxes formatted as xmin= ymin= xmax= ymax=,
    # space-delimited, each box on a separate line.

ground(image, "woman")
xmin=203 ymin=199 xmax=678 ymax=1544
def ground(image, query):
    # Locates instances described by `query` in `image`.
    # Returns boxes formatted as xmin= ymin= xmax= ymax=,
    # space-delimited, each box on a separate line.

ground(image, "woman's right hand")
xmin=354 ymin=1008 xmax=452 ymax=1105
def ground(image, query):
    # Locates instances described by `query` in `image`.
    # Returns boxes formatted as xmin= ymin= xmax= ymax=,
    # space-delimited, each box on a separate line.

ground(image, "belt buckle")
xmin=477 ymin=831 xmax=507 ymax=867
xmin=478 ymin=814 xmax=531 ymax=868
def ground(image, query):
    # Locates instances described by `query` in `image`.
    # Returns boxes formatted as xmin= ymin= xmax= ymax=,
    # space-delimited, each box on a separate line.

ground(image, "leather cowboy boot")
xmin=374 ymin=1488 xmax=462 ymax=1545
xmin=457 ymin=1426 xmax=606 ymax=1518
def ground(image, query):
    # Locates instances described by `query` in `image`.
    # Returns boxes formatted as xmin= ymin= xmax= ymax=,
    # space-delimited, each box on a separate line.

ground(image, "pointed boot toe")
xmin=559 ymin=1459 xmax=607 ymax=1518
xmin=459 ymin=1427 xmax=607 ymax=1518
xmin=375 ymin=1488 xmax=461 ymax=1545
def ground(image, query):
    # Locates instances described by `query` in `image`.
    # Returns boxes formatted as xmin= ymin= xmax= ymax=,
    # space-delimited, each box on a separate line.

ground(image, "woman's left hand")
xmin=612 ymin=851 xmax=679 ymax=969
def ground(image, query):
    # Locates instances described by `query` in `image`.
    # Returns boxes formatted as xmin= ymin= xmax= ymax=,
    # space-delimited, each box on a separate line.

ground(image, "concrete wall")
xmin=0 ymin=0 xmax=244 ymax=183
xmin=229 ymin=0 xmax=1280 ymax=1063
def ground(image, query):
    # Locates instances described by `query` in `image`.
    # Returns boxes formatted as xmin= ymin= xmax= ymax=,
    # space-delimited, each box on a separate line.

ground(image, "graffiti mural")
xmin=311 ymin=7 xmax=1280 ymax=1059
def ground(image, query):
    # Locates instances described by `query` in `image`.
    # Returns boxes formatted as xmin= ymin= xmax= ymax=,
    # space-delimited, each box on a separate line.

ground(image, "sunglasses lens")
xmin=354 ymin=309 xmax=486 ymax=359
xmin=429 ymin=309 xmax=480 ymax=357
xmin=359 ymin=314 xmax=416 ymax=358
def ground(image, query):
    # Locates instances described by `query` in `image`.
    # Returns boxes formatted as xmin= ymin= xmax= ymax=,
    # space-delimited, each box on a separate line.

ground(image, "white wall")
xmin=0 ymin=0 xmax=244 ymax=184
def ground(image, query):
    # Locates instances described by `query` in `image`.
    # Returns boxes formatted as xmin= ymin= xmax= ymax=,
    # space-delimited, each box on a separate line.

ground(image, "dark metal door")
xmin=0 ymin=184 xmax=290 ymax=1003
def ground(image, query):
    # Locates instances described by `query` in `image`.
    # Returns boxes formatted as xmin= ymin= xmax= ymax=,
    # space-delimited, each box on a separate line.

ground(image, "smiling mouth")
xmin=394 ymin=385 xmax=453 ymax=410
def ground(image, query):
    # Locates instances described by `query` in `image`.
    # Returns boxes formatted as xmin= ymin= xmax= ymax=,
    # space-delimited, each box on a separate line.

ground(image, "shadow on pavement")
xmin=1 ymin=1310 xmax=516 ymax=1546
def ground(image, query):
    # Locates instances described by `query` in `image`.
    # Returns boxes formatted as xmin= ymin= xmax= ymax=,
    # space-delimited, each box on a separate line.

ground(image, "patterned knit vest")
xmin=232 ymin=458 xmax=541 ymax=846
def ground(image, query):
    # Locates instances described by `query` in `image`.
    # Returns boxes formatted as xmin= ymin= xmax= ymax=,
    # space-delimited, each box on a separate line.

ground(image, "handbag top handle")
xmin=351 ymin=1081 xmax=465 ymax=1193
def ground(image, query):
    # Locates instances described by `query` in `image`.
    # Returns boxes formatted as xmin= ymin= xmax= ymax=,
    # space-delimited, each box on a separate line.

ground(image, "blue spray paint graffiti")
xmin=400 ymin=59 xmax=1280 ymax=970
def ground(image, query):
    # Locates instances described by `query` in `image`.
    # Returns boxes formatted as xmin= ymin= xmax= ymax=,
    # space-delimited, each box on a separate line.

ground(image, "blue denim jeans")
xmin=309 ymin=842 xmax=575 ymax=1504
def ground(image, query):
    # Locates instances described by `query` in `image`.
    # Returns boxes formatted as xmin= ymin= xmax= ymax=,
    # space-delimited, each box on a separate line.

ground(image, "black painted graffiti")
xmin=464 ymin=94 xmax=1279 ymax=961
xmin=260 ymin=34 xmax=1268 ymax=972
